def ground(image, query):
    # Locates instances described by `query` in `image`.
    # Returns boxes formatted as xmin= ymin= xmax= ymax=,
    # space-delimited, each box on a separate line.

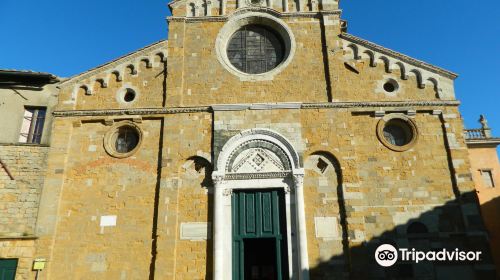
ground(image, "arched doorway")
xmin=212 ymin=129 xmax=309 ymax=280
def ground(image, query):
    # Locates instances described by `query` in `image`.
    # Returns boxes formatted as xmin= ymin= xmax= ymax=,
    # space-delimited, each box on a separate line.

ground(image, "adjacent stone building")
xmin=465 ymin=116 xmax=500 ymax=275
xmin=0 ymin=0 xmax=497 ymax=279
xmin=0 ymin=70 xmax=59 ymax=279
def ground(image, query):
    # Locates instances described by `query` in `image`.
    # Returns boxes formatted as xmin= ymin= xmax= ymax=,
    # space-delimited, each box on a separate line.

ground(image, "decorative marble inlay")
xmin=231 ymin=147 xmax=285 ymax=173
xmin=252 ymin=154 xmax=265 ymax=166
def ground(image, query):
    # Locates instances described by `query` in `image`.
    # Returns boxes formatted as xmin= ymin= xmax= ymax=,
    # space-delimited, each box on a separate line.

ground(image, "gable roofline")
xmin=340 ymin=33 xmax=458 ymax=80
xmin=59 ymin=40 xmax=167 ymax=86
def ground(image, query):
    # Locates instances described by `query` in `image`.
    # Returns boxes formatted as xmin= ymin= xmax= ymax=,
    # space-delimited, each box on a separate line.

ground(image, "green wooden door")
xmin=0 ymin=259 xmax=18 ymax=280
xmin=232 ymin=189 xmax=288 ymax=280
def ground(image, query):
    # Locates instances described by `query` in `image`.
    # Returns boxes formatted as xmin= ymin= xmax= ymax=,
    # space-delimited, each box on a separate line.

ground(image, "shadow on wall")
xmin=478 ymin=195 xmax=500 ymax=277
xmin=189 ymin=154 xmax=497 ymax=280
xmin=187 ymin=152 xmax=496 ymax=280
xmin=184 ymin=156 xmax=214 ymax=279
xmin=306 ymin=190 xmax=498 ymax=280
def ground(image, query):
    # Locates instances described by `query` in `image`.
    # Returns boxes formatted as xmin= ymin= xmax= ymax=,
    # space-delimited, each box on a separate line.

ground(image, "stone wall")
xmin=155 ymin=112 xmax=213 ymax=279
xmin=166 ymin=17 xmax=334 ymax=106
xmin=55 ymin=41 xmax=167 ymax=112
xmin=38 ymin=119 xmax=162 ymax=279
xmin=0 ymin=144 xmax=49 ymax=236
xmin=31 ymin=3 xmax=495 ymax=279
xmin=0 ymin=144 xmax=49 ymax=280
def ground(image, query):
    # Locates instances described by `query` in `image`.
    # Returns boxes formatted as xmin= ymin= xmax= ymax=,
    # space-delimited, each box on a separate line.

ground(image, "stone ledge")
xmin=53 ymin=100 xmax=460 ymax=117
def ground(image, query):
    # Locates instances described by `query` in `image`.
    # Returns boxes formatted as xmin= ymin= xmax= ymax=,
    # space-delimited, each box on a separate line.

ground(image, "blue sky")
xmin=1 ymin=0 xmax=498 ymax=133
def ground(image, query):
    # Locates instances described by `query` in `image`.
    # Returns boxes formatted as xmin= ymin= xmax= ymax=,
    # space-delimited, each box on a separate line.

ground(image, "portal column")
xmin=293 ymin=172 xmax=310 ymax=280
xmin=212 ymin=173 xmax=226 ymax=280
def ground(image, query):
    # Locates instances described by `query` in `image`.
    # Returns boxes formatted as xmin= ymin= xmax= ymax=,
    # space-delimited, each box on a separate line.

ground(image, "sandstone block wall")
xmin=28 ymin=3 xmax=494 ymax=279
xmin=0 ymin=144 xmax=49 ymax=236
xmin=41 ymin=119 xmax=161 ymax=279
xmin=0 ymin=144 xmax=49 ymax=280
xmin=155 ymin=112 xmax=213 ymax=279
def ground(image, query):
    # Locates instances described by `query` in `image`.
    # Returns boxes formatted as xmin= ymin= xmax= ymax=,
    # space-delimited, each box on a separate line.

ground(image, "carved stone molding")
xmin=231 ymin=148 xmax=286 ymax=173
xmin=301 ymin=100 xmax=460 ymax=109
xmin=218 ymin=129 xmax=300 ymax=172
xmin=53 ymin=101 xmax=459 ymax=118
xmin=227 ymin=140 xmax=290 ymax=172
xmin=225 ymin=172 xmax=290 ymax=180
xmin=53 ymin=107 xmax=211 ymax=117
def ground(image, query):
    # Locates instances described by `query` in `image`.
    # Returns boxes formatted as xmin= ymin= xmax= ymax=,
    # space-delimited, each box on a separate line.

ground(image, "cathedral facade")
xmin=0 ymin=0 xmax=496 ymax=279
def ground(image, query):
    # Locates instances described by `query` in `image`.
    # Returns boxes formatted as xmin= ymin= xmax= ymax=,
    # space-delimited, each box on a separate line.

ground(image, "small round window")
xmin=104 ymin=121 xmax=143 ymax=158
xmin=377 ymin=115 xmax=418 ymax=152
xmin=227 ymin=25 xmax=285 ymax=74
xmin=117 ymin=88 xmax=138 ymax=104
xmin=383 ymin=79 xmax=399 ymax=93
xmin=123 ymin=89 xmax=136 ymax=102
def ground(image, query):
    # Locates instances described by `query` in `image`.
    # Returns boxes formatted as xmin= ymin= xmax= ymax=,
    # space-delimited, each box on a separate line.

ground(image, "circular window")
xmin=117 ymin=87 xmax=138 ymax=104
xmin=215 ymin=12 xmax=296 ymax=81
xmin=227 ymin=25 xmax=285 ymax=74
xmin=123 ymin=89 xmax=136 ymax=102
xmin=383 ymin=79 xmax=399 ymax=93
xmin=115 ymin=126 xmax=139 ymax=153
xmin=377 ymin=114 xmax=418 ymax=152
xmin=383 ymin=119 xmax=413 ymax=146
xmin=104 ymin=121 xmax=143 ymax=158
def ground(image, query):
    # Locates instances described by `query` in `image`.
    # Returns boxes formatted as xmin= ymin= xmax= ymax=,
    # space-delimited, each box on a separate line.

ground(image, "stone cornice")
xmin=340 ymin=33 xmax=458 ymax=80
xmin=168 ymin=9 xmax=341 ymax=23
xmin=59 ymin=40 xmax=168 ymax=87
xmin=168 ymin=16 xmax=228 ymax=23
xmin=301 ymin=100 xmax=460 ymax=109
xmin=53 ymin=101 xmax=459 ymax=117
xmin=53 ymin=107 xmax=211 ymax=117
xmin=465 ymin=138 xmax=500 ymax=148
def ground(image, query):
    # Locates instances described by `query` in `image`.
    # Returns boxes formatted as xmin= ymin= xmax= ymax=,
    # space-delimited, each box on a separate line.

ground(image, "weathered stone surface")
xmin=0 ymin=145 xmax=49 ymax=236
xmin=1 ymin=2 xmax=493 ymax=280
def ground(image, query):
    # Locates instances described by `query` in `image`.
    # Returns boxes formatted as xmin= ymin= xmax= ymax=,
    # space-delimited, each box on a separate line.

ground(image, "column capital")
xmin=292 ymin=173 xmax=304 ymax=186
xmin=212 ymin=172 xmax=226 ymax=187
